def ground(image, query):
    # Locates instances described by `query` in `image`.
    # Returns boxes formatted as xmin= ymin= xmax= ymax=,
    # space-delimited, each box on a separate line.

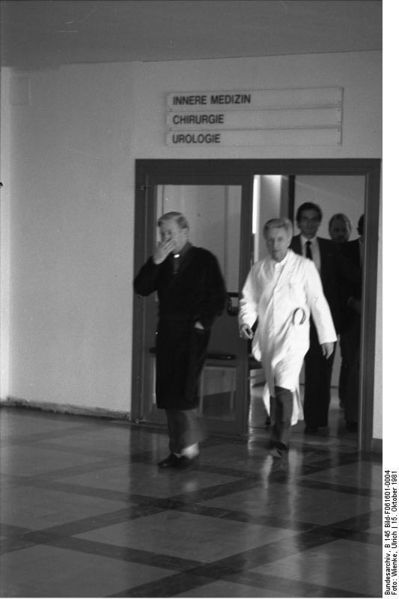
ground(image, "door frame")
xmin=132 ymin=158 xmax=381 ymax=451
xmin=132 ymin=163 xmax=253 ymax=435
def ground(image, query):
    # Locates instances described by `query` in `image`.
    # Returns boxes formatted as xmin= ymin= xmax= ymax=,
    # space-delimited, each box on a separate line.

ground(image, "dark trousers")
xmin=165 ymin=409 xmax=205 ymax=454
xmin=340 ymin=319 xmax=361 ymax=424
xmin=156 ymin=320 xmax=210 ymax=410
xmin=303 ymin=320 xmax=335 ymax=428
xmin=270 ymin=386 xmax=293 ymax=448
xmin=338 ymin=337 xmax=348 ymax=404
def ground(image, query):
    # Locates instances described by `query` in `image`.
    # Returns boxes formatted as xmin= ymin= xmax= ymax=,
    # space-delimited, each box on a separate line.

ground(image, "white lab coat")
xmin=239 ymin=250 xmax=337 ymax=425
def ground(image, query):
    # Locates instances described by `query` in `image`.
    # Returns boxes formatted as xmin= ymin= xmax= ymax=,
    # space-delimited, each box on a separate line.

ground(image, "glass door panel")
xmin=141 ymin=184 xmax=246 ymax=434
xmin=156 ymin=185 xmax=241 ymax=290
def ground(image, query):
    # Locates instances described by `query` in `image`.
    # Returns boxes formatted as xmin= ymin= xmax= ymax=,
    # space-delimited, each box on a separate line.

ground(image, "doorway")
xmin=248 ymin=174 xmax=367 ymax=441
xmin=132 ymin=159 xmax=380 ymax=451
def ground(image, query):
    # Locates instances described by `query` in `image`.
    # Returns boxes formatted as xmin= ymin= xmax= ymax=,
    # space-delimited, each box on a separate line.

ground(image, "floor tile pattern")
xmin=0 ymin=405 xmax=382 ymax=597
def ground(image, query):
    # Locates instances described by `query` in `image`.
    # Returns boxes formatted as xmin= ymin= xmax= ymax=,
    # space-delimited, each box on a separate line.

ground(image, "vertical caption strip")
xmin=384 ymin=470 xmax=398 ymax=596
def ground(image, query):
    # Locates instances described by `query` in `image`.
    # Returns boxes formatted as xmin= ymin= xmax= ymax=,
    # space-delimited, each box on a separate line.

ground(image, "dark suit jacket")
xmin=337 ymin=239 xmax=362 ymax=333
xmin=290 ymin=235 xmax=341 ymax=332
xmin=339 ymin=239 xmax=362 ymax=297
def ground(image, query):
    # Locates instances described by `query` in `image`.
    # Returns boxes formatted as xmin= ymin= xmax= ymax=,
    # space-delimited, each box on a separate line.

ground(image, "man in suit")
xmin=337 ymin=215 xmax=364 ymax=431
xmin=328 ymin=212 xmax=353 ymax=407
xmin=290 ymin=202 xmax=341 ymax=433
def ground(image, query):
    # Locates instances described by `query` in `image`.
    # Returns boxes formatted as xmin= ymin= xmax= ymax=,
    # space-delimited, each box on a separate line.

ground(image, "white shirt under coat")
xmin=300 ymin=234 xmax=321 ymax=272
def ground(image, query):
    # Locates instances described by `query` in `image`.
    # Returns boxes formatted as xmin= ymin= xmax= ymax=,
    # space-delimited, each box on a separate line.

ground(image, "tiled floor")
xmin=0 ymin=395 xmax=382 ymax=598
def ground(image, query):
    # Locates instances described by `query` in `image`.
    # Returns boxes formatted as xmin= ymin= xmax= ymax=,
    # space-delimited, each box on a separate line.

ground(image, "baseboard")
xmin=1 ymin=397 xmax=130 ymax=421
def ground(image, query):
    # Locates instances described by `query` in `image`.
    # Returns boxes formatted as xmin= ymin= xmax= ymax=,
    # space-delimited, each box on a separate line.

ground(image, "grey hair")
xmin=263 ymin=217 xmax=293 ymax=237
xmin=328 ymin=213 xmax=352 ymax=234
xmin=157 ymin=211 xmax=189 ymax=230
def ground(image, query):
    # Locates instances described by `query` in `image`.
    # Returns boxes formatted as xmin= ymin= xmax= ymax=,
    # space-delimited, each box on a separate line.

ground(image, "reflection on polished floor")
xmin=1 ymin=399 xmax=381 ymax=598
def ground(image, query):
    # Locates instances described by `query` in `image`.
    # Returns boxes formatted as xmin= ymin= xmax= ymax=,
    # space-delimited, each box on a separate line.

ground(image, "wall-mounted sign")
xmin=166 ymin=87 xmax=343 ymax=146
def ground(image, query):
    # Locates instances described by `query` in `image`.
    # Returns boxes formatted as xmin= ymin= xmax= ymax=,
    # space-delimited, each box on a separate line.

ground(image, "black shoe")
xmin=269 ymin=443 xmax=288 ymax=458
xmin=158 ymin=454 xmax=180 ymax=468
xmin=175 ymin=455 xmax=199 ymax=469
xmin=304 ymin=426 xmax=319 ymax=434
xmin=270 ymin=446 xmax=283 ymax=458
xmin=265 ymin=416 xmax=271 ymax=427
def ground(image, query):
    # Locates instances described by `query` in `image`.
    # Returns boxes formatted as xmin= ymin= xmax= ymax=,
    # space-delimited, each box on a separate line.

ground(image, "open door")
xmin=133 ymin=165 xmax=253 ymax=435
xmin=133 ymin=159 xmax=381 ymax=450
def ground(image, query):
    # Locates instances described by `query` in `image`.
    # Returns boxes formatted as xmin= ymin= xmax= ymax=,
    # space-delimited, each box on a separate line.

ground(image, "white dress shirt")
xmin=300 ymin=234 xmax=321 ymax=272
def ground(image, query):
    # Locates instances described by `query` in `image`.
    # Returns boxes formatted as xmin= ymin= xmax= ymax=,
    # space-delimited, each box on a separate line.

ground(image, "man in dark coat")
xmin=134 ymin=211 xmax=226 ymax=468
xmin=290 ymin=202 xmax=341 ymax=433
xmin=328 ymin=212 xmax=353 ymax=408
xmin=337 ymin=214 xmax=364 ymax=431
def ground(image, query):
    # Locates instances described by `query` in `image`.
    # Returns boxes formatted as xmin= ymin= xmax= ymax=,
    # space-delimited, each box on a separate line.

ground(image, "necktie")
xmin=305 ymin=240 xmax=313 ymax=260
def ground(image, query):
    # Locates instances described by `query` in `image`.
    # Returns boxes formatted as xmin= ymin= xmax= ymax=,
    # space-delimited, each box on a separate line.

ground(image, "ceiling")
xmin=0 ymin=0 xmax=382 ymax=70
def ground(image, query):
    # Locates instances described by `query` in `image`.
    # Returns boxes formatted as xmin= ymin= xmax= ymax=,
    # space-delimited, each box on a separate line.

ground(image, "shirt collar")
xmin=272 ymin=251 xmax=289 ymax=267
xmin=300 ymin=234 xmax=317 ymax=245
xmin=172 ymin=241 xmax=191 ymax=259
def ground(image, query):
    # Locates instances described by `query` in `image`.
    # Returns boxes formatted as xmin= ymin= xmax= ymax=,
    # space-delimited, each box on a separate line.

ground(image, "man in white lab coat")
xmin=239 ymin=218 xmax=336 ymax=458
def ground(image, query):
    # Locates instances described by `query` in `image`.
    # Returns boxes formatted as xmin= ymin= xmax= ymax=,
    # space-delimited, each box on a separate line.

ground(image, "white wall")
xmin=2 ymin=64 xmax=136 ymax=413
xmin=295 ymin=175 xmax=365 ymax=239
xmin=132 ymin=52 xmax=381 ymax=159
xmin=0 ymin=51 xmax=382 ymax=434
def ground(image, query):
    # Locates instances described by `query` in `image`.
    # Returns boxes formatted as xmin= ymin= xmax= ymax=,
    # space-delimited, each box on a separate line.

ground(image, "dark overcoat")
xmin=290 ymin=234 xmax=340 ymax=427
xmin=336 ymin=239 xmax=362 ymax=422
xmin=336 ymin=239 xmax=362 ymax=333
xmin=134 ymin=245 xmax=226 ymax=410
xmin=290 ymin=235 xmax=341 ymax=332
